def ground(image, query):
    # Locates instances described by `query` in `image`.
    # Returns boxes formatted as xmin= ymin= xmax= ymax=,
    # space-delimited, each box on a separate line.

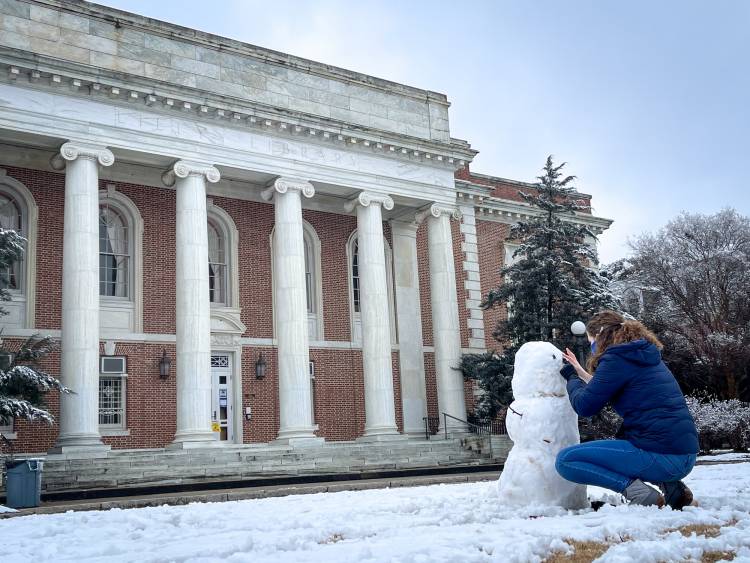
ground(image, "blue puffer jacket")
xmin=565 ymin=339 xmax=699 ymax=455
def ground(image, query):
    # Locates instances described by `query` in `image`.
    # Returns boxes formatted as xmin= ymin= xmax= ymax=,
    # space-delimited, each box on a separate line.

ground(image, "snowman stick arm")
xmin=567 ymin=356 xmax=628 ymax=417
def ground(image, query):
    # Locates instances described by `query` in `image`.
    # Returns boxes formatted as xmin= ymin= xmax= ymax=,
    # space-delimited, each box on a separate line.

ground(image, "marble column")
xmin=417 ymin=204 xmax=467 ymax=432
xmin=390 ymin=220 xmax=427 ymax=436
xmin=162 ymin=161 xmax=220 ymax=447
xmin=262 ymin=177 xmax=320 ymax=444
xmin=49 ymin=141 xmax=114 ymax=453
xmin=345 ymin=192 xmax=399 ymax=438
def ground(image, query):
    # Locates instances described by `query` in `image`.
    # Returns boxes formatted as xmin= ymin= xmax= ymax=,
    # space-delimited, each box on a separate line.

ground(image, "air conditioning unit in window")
xmin=100 ymin=356 xmax=126 ymax=374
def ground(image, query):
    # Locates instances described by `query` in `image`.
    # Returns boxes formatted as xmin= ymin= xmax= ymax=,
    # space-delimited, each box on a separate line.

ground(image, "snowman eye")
xmin=552 ymin=354 xmax=556 ymax=359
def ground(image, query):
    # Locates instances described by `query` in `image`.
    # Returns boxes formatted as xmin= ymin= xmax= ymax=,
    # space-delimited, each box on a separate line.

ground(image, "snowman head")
xmin=512 ymin=341 xmax=567 ymax=399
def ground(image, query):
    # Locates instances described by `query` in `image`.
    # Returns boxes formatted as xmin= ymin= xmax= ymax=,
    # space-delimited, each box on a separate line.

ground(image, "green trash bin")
xmin=5 ymin=458 xmax=44 ymax=509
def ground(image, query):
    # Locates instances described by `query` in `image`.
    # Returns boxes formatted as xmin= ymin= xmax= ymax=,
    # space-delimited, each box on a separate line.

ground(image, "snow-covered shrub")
xmin=686 ymin=396 xmax=750 ymax=453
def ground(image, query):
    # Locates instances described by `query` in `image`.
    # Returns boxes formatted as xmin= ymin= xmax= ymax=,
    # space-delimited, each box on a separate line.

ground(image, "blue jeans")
xmin=555 ymin=440 xmax=697 ymax=493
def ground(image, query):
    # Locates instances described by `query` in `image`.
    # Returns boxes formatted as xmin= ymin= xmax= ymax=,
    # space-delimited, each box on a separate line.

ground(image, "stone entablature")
xmin=0 ymin=0 xmax=477 ymax=152
xmin=455 ymin=179 xmax=613 ymax=235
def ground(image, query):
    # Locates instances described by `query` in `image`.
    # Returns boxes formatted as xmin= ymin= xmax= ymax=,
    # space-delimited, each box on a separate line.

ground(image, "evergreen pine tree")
xmin=462 ymin=156 xmax=620 ymax=418
xmin=0 ymin=227 xmax=68 ymax=425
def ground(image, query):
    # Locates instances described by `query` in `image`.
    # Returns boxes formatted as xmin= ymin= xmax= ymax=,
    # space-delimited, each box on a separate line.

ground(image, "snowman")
xmin=496 ymin=341 xmax=588 ymax=509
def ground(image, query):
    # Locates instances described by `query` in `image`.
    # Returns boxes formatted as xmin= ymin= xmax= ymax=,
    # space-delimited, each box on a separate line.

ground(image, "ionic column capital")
xmin=415 ymin=203 xmax=461 ymax=224
xmin=50 ymin=141 xmax=114 ymax=170
xmin=161 ymin=160 xmax=221 ymax=187
xmin=261 ymin=177 xmax=315 ymax=201
xmin=345 ymin=191 xmax=394 ymax=213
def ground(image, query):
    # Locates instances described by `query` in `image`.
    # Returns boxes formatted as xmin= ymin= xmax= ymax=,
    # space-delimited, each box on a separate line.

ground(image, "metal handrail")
xmin=422 ymin=416 xmax=440 ymax=440
xmin=442 ymin=412 xmax=493 ymax=458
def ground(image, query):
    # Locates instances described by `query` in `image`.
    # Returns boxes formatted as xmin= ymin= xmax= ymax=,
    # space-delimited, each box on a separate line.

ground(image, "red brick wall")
xmin=477 ymin=220 xmax=511 ymax=351
xmin=456 ymin=164 xmax=593 ymax=213
xmin=1 ymin=164 xmax=508 ymax=449
xmin=2 ymin=165 xmax=420 ymax=451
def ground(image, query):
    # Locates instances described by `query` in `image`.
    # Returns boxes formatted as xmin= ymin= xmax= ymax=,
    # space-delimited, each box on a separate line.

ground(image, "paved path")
xmin=0 ymin=471 xmax=501 ymax=519
xmin=3 ymin=455 xmax=745 ymax=519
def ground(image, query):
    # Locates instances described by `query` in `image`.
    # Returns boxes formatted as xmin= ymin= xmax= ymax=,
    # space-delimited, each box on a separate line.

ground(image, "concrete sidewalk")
xmin=0 ymin=470 xmax=501 ymax=519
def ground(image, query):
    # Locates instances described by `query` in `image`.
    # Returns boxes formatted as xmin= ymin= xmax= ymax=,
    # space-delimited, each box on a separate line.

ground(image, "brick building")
xmin=0 ymin=0 xmax=612 ymax=455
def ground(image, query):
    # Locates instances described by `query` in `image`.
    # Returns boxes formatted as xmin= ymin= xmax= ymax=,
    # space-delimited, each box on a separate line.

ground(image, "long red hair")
xmin=586 ymin=310 xmax=662 ymax=371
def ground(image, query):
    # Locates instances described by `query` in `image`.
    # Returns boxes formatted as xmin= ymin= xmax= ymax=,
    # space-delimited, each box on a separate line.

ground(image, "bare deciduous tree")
xmin=624 ymin=209 xmax=750 ymax=400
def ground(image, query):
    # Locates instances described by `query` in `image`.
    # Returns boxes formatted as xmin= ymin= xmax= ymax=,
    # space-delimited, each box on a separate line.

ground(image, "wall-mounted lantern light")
xmin=159 ymin=349 xmax=171 ymax=379
xmin=0 ymin=352 xmax=14 ymax=371
xmin=255 ymin=352 xmax=267 ymax=380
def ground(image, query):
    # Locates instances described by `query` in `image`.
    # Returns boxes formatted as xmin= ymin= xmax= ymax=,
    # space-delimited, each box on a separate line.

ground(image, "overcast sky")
xmin=96 ymin=0 xmax=749 ymax=263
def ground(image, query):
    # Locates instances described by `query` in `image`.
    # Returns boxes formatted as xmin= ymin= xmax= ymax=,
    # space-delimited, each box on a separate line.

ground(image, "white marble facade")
xmin=0 ymin=0 xmax=612 ymax=450
xmin=0 ymin=0 xmax=478 ymax=450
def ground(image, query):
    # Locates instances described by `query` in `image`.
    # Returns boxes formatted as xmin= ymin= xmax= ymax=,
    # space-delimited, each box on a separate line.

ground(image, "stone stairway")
xmin=22 ymin=438 xmax=500 ymax=495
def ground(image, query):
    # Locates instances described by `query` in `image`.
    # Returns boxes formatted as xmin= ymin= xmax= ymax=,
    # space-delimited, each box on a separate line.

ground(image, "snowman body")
xmin=496 ymin=341 xmax=588 ymax=509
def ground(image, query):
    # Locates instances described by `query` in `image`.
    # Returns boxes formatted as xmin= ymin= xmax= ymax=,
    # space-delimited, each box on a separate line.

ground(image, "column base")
xmin=403 ymin=429 xmax=430 ymax=439
xmin=274 ymin=436 xmax=326 ymax=447
xmin=276 ymin=426 xmax=319 ymax=442
xmin=49 ymin=433 xmax=110 ymax=457
xmin=357 ymin=432 xmax=407 ymax=443
xmin=47 ymin=444 xmax=111 ymax=458
xmin=169 ymin=430 xmax=218 ymax=449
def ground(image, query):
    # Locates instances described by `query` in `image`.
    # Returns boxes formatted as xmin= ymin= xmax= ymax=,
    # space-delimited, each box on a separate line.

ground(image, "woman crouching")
xmin=555 ymin=310 xmax=699 ymax=509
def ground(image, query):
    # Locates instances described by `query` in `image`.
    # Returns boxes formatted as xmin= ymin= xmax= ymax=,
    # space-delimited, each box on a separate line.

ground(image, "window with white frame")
xmin=347 ymin=232 xmax=396 ymax=343
xmin=271 ymin=222 xmax=323 ymax=340
xmin=304 ymin=236 xmax=314 ymax=314
xmin=0 ymin=190 xmax=24 ymax=292
xmin=99 ymin=356 xmax=127 ymax=429
xmin=351 ymin=239 xmax=361 ymax=314
xmin=99 ymin=204 xmax=130 ymax=299
xmin=0 ymin=416 xmax=13 ymax=437
xmin=208 ymin=219 xmax=227 ymax=305
xmin=0 ymin=174 xmax=37 ymax=330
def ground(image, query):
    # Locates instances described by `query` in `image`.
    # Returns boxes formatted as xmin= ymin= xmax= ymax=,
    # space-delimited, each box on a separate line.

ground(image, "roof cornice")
xmin=456 ymin=182 xmax=613 ymax=234
xmin=1 ymin=54 xmax=477 ymax=167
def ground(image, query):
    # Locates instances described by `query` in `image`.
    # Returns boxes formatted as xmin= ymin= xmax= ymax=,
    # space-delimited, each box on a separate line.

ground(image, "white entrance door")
xmin=211 ymin=354 xmax=233 ymax=442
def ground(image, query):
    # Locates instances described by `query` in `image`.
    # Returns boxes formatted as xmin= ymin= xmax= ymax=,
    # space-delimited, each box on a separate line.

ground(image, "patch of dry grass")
xmin=544 ymin=522 xmax=737 ymax=562
xmin=318 ymin=533 xmax=345 ymax=544
xmin=544 ymin=540 xmax=611 ymax=562
xmin=701 ymin=550 xmax=735 ymax=562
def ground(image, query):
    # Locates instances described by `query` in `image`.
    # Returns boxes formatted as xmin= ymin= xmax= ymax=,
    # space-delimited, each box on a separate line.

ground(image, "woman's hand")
xmin=563 ymin=348 xmax=592 ymax=383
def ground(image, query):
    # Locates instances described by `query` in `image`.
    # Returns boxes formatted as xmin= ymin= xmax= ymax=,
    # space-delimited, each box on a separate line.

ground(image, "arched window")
xmin=208 ymin=219 xmax=227 ymax=305
xmin=347 ymin=231 xmax=396 ymax=343
xmin=269 ymin=221 xmax=323 ymax=340
xmin=206 ymin=202 xmax=239 ymax=312
xmin=351 ymin=238 xmax=361 ymax=314
xmin=0 ymin=171 xmax=38 ymax=330
xmin=99 ymin=186 xmax=143 ymax=333
xmin=0 ymin=192 xmax=22 ymax=291
xmin=99 ymin=205 xmax=130 ymax=298
xmin=304 ymin=236 xmax=313 ymax=314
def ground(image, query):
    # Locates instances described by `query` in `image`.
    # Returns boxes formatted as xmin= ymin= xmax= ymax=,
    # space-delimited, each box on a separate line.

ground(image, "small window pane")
xmin=99 ymin=205 xmax=130 ymax=298
xmin=0 ymin=192 xmax=23 ymax=291
xmin=352 ymin=239 xmax=360 ymax=313
xmin=208 ymin=221 xmax=227 ymax=304
xmin=304 ymin=237 xmax=314 ymax=313
xmin=99 ymin=376 xmax=124 ymax=427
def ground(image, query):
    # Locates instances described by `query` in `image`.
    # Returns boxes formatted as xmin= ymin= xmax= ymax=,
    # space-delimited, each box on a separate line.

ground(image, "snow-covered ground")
xmin=2 ymin=459 xmax=749 ymax=563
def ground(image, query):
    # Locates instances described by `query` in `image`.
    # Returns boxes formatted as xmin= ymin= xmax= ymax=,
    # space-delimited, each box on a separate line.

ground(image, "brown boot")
xmin=659 ymin=481 xmax=693 ymax=510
